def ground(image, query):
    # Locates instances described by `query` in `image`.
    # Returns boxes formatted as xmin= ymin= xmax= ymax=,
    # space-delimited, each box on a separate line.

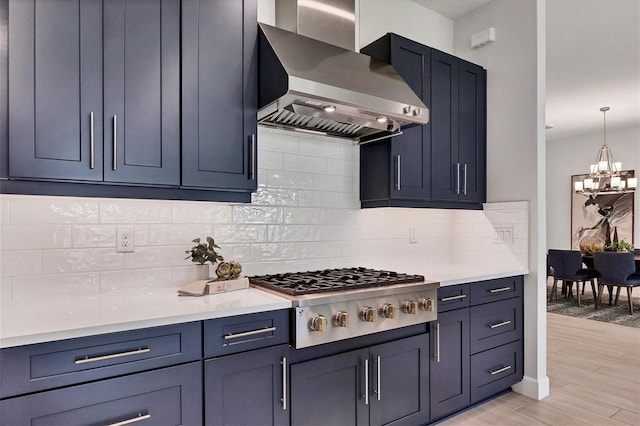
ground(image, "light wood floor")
xmin=439 ymin=313 xmax=640 ymax=426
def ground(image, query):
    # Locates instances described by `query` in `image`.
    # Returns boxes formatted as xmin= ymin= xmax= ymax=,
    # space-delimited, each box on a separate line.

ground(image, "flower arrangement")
xmin=605 ymin=240 xmax=634 ymax=253
xmin=185 ymin=237 xmax=242 ymax=280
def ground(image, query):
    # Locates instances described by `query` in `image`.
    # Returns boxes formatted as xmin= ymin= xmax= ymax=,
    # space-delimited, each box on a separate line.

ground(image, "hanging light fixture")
xmin=574 ymin=107 xmax=637 ymax=195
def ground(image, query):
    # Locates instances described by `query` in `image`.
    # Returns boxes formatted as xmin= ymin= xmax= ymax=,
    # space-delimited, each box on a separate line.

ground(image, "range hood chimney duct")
xmin=257 ymin=0 xmax=428 ymax=142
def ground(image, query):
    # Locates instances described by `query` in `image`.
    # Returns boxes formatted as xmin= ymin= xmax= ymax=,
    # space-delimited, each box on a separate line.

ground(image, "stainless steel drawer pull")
xmin=74 ymin=347 xmax=150 ymax=365
xmin=249 ymin=134 xmax=256 ymax=180
xmin=376 ymin=355 xmax=381 ymax=401
xmin=456 ymin=163 xmax=461 ymax=194
xmin=440 ymin=294 xmax=467 ymax=302
xmin=281 ymin=357 xmax=287 ymax=410
xmin=489 ymin=287 xmax=512 ymax=293
xmin=489 ymin=320 xmax=512 ymax=329
xmin=90 ymin=112 xmax=95 ymax=169
xmin=463 ymin=163 xmax=468 ymax=195
xmin=106 ymin=412 xmax=151 ymax=426
xmin=434 ymin=323 xmax=440 ymax=363
xmin=223 ymin=326 xmax=277 ymax=340
xmin=489 ymin=365 xmax=512 ymax=375
xmin=364 ymin=358 xmax=369 ymax=405
xmin=112 ymin=115 xmax=117 ymax=171
xmin=396 ymin=155 xmax=401 ymax=191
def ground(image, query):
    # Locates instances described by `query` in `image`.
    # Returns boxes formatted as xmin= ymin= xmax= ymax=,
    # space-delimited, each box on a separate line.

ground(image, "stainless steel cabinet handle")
xmin=435 ymin=323 xmax=440 ymax=363
xmin=249 ymin=134 xmax=256 ymax=180
xmin=463 ymin=163 xmax=468 ymax=195
xmin=112 ymin=115 xmax=117 ymax=171
xmin=74 ymin=347 xmax=150 ymax=365
xmin=456 ymin=163 xmax=461 ymax=194
xmin=364 ymin=358 xmax=369 ymax=405
xmin=440 ymin=294 xmax=467 ymax=302
xmin=489 ymin=320 xmax=512 ymax=329
xmin=376 ymin=355 xmax=381 ymax=401
xmin=223 ymin=326 xmax=276 ymax=340
xmin=281 ymin=356 xmax=287 ymax=410
xmin=106 ymin=412 xmax=151 ymax=426
xmin=90 ymin=112 xmax=95 ymax=169
xmin=489 ymin=365 xmax=512 ymax=375
xmin=396 ymin=155 xmax=401 ymax=191
xmin=490 ymin=287 xmax=512 ymax=293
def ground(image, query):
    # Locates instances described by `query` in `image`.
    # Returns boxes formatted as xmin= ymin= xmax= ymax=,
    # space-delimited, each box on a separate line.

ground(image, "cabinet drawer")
xmin=0 ymin=361 xmax=202 ymax=426
xmin=437 ymin=284 xmax=470 ymax=312
xmin=469 ymin=276 xmax=522 ymax=305
xmin=204 ymin=309 xmax=289 ymax=358
xmin=470 ymin=297 xmax=522 ymax=354
xmin=0 ymin=322 xmax=201 ymax=398
xmin=470 ymin=341 xmax=523 ymax=403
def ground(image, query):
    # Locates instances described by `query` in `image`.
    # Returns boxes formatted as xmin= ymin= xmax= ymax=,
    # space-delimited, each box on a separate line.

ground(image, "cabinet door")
xmin=0 ymin=362 xmax=202 ymax=426
xmin=8 ymin=0 xmax=103 ymax=181
xmin=291 ymin=348 xmax=369 ymax=426
xmin=205 ymin=344 xmax=288 ymax=426
xmin=370 ymin=334 xmax=429 ymax=426
xmin=103 ymin=0 xmax=180 ymax=185
xmin=457 ymin=61 xmax=486 ymax=203
xmin=430 ymin=50 xmax=459 ymax=202
xmin=430 ymin=308 xmax=470 ymax=420
xmin=181 ymin=0 xmax=258 ymax=190
xmin=388 ymin=36 xmax=431 ymax=200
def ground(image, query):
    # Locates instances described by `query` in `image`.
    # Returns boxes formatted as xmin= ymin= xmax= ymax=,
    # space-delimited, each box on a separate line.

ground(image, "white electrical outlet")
xmin=494 ymin=226 xmax=514 ymax=244
xmin=409 ymin=227 xmax=418 ymax=244
xmin=116 ymin=226 xmax=134 ymax=253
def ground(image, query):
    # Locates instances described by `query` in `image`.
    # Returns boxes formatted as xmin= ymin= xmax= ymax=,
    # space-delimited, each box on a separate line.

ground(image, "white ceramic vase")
xmin=193 ymin=264 xmax=210 ymax=280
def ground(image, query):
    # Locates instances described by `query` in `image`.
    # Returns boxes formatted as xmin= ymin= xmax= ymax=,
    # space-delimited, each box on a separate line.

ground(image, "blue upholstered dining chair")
xmin=593 ymin=252 xmax=640 ymax=315
xmin=548 ymin=249 xmax=600 ymax=307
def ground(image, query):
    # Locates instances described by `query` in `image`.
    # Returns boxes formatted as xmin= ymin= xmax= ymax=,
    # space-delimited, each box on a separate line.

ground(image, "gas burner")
xmin=249 ymin=267 xmax=425 ymax=296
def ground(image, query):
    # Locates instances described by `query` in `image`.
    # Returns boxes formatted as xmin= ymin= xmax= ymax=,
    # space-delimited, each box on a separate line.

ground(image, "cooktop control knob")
xmin=380 ymin=303 xmax=395 ymax=319
xmin=334 ymin=311 xmax=349 ymax=328
xmin=360 ymin=306 xmax=376 ymax=322
xmin=419 ymin=297 xmax=434 ymax=311
xmin=310 ymin=314 xmax=327 ymax=332
xmin=402 ymin=300 xmax=418 ymax=315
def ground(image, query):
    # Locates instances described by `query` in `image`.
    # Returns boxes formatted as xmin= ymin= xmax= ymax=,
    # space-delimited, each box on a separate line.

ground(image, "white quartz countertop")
xmin=0 ymin=287 xmax=291 ymax=348
xmin=0 ymin=265 xmax=528 ymax=349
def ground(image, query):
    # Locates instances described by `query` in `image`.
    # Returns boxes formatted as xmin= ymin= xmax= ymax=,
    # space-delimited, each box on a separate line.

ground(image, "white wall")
xmin=547 ymin=125 xmax=640 ymax=249
xmin=452 ymin=0 xmax=549 ymax=400
xmin=358 ymin=0 xmax=453 ymax=51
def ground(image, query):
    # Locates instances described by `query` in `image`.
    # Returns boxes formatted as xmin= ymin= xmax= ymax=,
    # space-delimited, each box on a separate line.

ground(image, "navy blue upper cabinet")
xmin=181 ymin=0 xmax=258 ymax=191
xmin=431 ymin=50 xmax=486 ymax=204
xmin=8 ymin=0 xmax=103 ymax=181
xmin=103 ymin=0 xmax=181 ymax=185
xmin=360 ymin=34 xmax=431 ymax=204
xmin=8 ymin=0 xmax=180 ymax=185
xmin=360 ymin=33 xmax=486 ymax=209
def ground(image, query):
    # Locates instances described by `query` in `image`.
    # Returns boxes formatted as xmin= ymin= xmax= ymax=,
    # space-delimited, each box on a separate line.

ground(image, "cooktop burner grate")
xmin=249 ymin=267 xmax=425 ymax=296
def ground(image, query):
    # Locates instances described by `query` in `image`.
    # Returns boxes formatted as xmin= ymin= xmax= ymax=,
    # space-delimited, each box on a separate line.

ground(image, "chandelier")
xmin=574 ymin=107 xmax=637 ymax=195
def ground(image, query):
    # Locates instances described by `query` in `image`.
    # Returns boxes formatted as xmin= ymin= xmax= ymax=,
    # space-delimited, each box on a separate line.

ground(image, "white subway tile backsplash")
xmin=0 ymin=128 xmax=529 ymax=300
xmin=233 ymin=206 xmax=283 ymax=224
xmin=267 ymin=225 xmax=315 ymax=242
xmin=267 ymin=170 xmax=315 ymax=190
xmin=10 ymin=196 xmax=99 ymax=224
xmin=214 ymin=225 xmax=267 ymax=244
xmin=2 ymin=225 xmax=72 ymax=250
xmin=284 ymin=207 xmax=327 ymax=225
xmin=42 ymin=248 xmax=124 ymax=273
xmin=101 ymin=200 xmax=171 ymax=223
xmin=251 ymin=243 xmax=298 ymax=262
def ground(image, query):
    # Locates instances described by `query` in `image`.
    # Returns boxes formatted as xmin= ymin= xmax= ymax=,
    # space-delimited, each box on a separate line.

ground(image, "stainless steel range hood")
xmin=258 ymin=17 xmax=429 ymax=141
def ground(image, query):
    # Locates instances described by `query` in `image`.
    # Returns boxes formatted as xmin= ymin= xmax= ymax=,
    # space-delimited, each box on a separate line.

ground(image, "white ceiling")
xmin=413 ymin=0 xmax=640 ymax=143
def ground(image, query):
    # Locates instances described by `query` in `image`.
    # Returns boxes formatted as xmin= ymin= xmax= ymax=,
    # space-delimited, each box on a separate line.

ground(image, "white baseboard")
xmin=511 ymin=375 xmax=550 ymax=400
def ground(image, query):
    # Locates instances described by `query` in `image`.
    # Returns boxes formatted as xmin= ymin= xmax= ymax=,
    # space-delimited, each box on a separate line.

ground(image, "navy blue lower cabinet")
xmin=470 ymin=340 xmax=523 ymax=404
xmin=291 ymin=348 xmax=370 ymax=426
xmin=205 ymin=344 xmax=289 ymax=426
xmin=290 ymin=334 xmax=429 ymax=426
xmin=429 ymin=308 xmax=470 ymax=421
xmin=0 ymin=361 xmax=202 ymax=426
xmin=369 ymin=334 xmax=429 ymax=426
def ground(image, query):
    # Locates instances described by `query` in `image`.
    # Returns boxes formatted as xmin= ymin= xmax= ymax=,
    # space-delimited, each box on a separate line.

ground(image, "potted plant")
xmin=185 ymin=237 xmax=224 ymax=279
xmin=605 ymin=240 xmax=634 ymax=253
